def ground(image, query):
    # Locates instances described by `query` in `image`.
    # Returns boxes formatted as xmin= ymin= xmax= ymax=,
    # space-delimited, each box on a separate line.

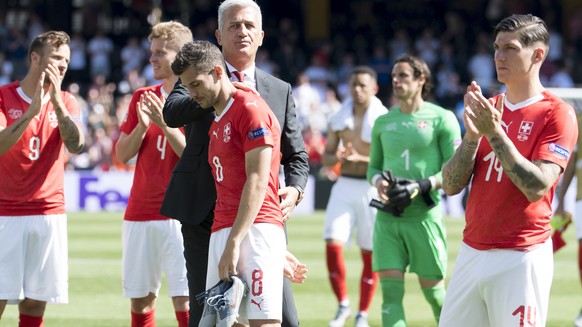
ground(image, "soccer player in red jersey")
xmin=172 ymin=40 xmax=286 ymax=326
xmin=115 ymin=22 xmax=191 ymax=327
xmin=440 ymin=14 xmax=578 ymax=327
xmin=0 ymin=31 xmax=84 ymax=327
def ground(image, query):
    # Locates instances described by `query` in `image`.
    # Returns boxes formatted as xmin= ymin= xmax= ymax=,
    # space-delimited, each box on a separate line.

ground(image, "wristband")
xmin=416 ymin=178 xmax=432 ymax=194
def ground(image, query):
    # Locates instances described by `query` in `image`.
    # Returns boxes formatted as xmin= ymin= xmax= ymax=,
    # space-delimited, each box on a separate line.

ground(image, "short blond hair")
xmin=149 ymin=21 xmax=193 ymax=52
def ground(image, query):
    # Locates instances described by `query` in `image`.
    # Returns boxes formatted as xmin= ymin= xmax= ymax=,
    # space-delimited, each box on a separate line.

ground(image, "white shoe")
xmin=354 ymin=313 xmax=370 ymax=327
xmin=198 ymin=301 xmax=217 ymax=327
xmin=574 ymin=309 xmax=582 ymax=327
xmin=196 ymin=276 xmax=248 ymax=327
xmin=196 ymin=279 xmax=231 ymax=327
xmin=329 ymin=304 xmax=351 ymax=327
xmin=212 ymin=276 xmax=248 ymax=327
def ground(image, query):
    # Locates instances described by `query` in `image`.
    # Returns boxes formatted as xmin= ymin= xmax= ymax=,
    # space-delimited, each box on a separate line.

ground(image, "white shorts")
xmin=439 ymin=238 xmax=553 ymax=327
xmin=323 ymin=176 xmax=376 ymax=250
xmin=0 ymin=215 xmax=68 ymax=304
xmin=207 ymin=223 xmax=286 ymax=322
xmin=122 ymin=219 xmax=188 ymax=298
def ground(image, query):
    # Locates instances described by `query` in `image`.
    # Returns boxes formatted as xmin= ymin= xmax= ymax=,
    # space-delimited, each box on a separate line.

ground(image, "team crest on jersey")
xmin=517 ymin=121 xmax=533 ymax=141
xmin=417 ymin=121 xmax=427 ymax=129
xmin=247 ymin=127 xmax=269 ymax=140
xmin=8 ymin=108 xmax=23 ymax=120
xmin=548 ymin=143 xmax=570 ymax=159
xmin=223 ymin=122 xmax=231 ymax=143
xmin=48 ymin=111 xmax=59 ymax=128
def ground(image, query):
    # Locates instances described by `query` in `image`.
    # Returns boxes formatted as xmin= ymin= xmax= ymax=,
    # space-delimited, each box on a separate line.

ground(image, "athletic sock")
xmin=578 ymin=242 xmax=582 ymax=285
xmin=175 ymin=310 xmax=189 ymax=327
xmin=380 ymin=277 xmax=405 ymax=327
xmin=359 ymin=250 xmax=378 ymax=312
xmin=326 ymin=243 xmax=348 ymax=302
xmin=18 ymin=313 xmax=43 ymax=327
xmin=131 ymin=309 xmax=155 ymax=327
xmin=421 ymin=284 xmax=446 ymax=322
xmin=552 ymin=229 xmax=567 ymax=252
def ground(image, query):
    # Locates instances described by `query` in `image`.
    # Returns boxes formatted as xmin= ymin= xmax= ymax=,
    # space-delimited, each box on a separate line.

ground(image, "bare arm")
xmin=322 ymin=124 xmax=340 ymax=167
xmin=488 ymin=131 xmax=562 ymax=202
xmin=218 ymin=145 xmax=272 ymax=281
xmin=48 ymin=64 xmax=84 ymax=153
xmin=0 ymin=73 xmax=45 ymax=155
xmin=441 ymin=136 xmax=479 ymax=195
xmin=141 ymin=91 xmax=185 ymax=157
xmin=556 ymin=149 xmax=577 ymax=214
xmin=115 ymin=96 xmax=149 ymax=164
xmin=467 ymin=91 xmax=561 ymax=202
xmin=442 ymin=82 xmax=483 ymax=195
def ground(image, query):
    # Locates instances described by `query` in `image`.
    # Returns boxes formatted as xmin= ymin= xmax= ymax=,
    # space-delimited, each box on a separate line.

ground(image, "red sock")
xmin=326 ymin=243 xmax=348 ymax=302
xmin=18 ymin=313 xmax=43 ymax=327
xmin=359 ymin=250 xmax=378 ymax=312
xmin=552 ymin=230 xmax=567 ymax=253
xmin=175 ymin=310 xmax=189 ymax=327
xmin=131 ymin=309 xmax=155 ymax=327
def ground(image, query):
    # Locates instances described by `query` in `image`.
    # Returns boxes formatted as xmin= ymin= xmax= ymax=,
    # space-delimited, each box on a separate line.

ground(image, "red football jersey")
xmin=208 ymin=90 xmax=283 ymax=232
xmin=0 ymin=81 xmax=80 ymax=215
xmin=119 ymin=84 xmax=183 ymax=221
xmin=464 ymin=91 xmax=578 ymax=250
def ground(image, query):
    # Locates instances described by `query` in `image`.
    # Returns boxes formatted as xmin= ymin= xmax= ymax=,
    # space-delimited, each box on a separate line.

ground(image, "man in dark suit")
xmin=160 ymin=1 xmax=309 ymax=326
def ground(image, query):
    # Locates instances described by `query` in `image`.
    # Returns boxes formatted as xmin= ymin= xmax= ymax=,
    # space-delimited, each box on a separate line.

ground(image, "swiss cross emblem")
xmin=223 ymin=122 xmax=231 ymax=143
xmin=49 ymin=111 xmax=59 ymax=128
xmin=517 ymin=121 xmax=533 ymax=141
xmin=519 ymin=121 xmax=533 ymax=134
xmin=8 ymin=108 xmax=23 ymax=120
xmin=417 ymin=121 xmax=427 ymax=129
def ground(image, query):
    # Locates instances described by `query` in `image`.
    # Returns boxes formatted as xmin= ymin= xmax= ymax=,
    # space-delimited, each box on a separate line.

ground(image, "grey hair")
xmin=217 ymin=0 xmax=262 ymax=32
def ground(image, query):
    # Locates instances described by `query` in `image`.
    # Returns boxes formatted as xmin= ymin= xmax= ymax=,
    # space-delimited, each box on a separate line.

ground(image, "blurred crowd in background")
xmin=1 ymin=0 xmax=581 ymax=179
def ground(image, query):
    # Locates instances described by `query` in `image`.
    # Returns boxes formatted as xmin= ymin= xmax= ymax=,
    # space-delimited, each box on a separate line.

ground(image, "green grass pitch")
xmin=1 ymin=210 xmax=580 ymax=326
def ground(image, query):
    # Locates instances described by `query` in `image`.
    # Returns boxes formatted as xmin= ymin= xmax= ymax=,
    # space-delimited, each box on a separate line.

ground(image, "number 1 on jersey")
xmin=401 ymin=149 xmax=410 ymax=171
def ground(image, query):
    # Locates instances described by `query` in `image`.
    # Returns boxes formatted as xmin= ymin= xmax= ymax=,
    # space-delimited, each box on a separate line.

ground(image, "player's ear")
xmin=215 ymin=30 xmax=222 ymax=46
xmin=213 ymin=65 xmax=224 ymax=79
xmin=421 ymin=72 xmax=429 ymax=83
xmin=533 ymin=48 xmax=545 ymax=63
xmin=30 ymin=51 xmax=40 ymax=64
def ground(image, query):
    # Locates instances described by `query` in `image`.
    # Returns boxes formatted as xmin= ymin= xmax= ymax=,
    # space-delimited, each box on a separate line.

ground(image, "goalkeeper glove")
xmin=370 ymin=199 xmax=404 ymax=217
xmin=387 ymin=178 xmax=432 ymax=209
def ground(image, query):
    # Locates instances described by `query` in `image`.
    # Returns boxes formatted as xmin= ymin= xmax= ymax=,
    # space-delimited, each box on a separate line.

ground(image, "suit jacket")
xmin=160 ymin=68 xmax=310 ymax=226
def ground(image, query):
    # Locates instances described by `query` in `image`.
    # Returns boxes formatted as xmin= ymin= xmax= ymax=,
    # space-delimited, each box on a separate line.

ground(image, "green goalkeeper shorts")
xmin=372 ymin=216 xmax=447 ymax=280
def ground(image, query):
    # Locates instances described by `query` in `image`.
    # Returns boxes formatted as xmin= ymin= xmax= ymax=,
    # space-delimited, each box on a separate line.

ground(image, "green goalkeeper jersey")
xmin=367 ymin=102 xmax=461 ymax=220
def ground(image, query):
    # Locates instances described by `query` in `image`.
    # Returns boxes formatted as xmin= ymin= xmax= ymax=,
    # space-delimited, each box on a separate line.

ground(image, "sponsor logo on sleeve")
xmin=247 ymin=127 xmax=269 ymax=140
xmin=548 ymin=143 xmax=570 ymax=159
